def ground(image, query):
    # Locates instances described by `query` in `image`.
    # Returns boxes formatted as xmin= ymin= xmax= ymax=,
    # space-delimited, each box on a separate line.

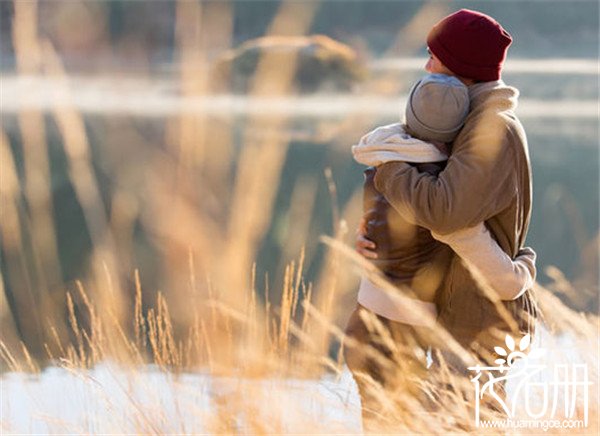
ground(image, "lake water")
xmin=2 ymin=58 xmax=598 ymax=317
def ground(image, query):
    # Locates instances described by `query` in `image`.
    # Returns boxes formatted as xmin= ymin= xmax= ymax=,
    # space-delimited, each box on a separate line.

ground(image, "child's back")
xmin=363 ymin=164 xmax=453 ymax=302
xmin=354 ymin=74 xmax=469 ymax=302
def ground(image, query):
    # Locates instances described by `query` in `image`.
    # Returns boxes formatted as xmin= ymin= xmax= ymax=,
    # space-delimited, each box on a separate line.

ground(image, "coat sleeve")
xmin=373 ymin=119 xmax=517 ymax=235
xmin=431 ymin=224 xmax=536 ymax=300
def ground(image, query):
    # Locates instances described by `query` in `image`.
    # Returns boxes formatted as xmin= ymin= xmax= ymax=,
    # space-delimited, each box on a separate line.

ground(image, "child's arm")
xmin=432 ymin=224 xmax=536 ymax=300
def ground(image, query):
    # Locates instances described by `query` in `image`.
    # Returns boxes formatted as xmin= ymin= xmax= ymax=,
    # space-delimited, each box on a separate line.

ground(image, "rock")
xmin=210 ymin=35 xmax=367 ymax=94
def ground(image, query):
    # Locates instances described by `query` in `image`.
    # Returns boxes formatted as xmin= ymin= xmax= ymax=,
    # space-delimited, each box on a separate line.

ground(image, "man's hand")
xmin=356 ymin=217 xmax=378 ymax=259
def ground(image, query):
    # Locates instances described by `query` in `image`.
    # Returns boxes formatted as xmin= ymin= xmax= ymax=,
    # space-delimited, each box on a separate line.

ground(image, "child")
xmin=344 ymin=73 xmax=536 ymax=422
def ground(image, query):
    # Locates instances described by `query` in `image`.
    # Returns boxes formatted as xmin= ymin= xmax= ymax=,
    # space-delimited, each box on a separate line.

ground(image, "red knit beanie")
xmin=427 ymin=9 xmax=512 ymax=81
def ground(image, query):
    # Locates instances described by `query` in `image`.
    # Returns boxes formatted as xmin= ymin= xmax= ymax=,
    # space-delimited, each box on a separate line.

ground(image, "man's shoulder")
xmin=498 ymin=110 xmax=528 ymax=148
xmin=448 ymin=108 xmax=530 ymax=169
xmin=454 ymin=108 xmax=513 ymax=148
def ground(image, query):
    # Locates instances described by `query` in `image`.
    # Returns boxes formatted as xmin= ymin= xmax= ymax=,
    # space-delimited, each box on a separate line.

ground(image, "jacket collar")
xmin=468 ymin=80 xmax=519 ymax=112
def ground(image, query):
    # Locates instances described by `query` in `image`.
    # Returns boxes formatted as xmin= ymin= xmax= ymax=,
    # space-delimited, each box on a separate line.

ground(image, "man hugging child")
xmin=344 ymin=73 xmax=536 ymax=419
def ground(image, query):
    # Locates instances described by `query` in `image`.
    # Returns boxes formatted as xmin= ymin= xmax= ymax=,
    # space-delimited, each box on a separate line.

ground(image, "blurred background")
xmin=1 ymin=0 xmax=598 ymax=364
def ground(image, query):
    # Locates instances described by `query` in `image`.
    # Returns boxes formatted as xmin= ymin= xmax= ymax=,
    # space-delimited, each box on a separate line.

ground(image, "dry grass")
xmin=1 ymin=0 xmax=598 ymax=434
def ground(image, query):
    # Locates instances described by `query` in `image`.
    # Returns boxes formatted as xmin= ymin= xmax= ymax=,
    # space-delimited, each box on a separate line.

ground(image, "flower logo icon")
xmin=494 ymin=333 xmax=531 ymax=366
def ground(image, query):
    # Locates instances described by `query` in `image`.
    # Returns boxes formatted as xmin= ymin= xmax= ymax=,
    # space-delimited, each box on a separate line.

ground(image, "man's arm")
xmin=373 ymin=120 xmax=518 ymax=235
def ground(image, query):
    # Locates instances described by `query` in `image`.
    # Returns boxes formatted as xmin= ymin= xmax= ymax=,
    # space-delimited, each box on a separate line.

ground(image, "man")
xmin=350 ymin=8 xmax=538 ymax=425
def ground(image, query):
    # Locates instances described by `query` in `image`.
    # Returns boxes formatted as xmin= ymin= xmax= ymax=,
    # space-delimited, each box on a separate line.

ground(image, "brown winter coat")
xmin=373 ymin=82 xmax=538 ymax=366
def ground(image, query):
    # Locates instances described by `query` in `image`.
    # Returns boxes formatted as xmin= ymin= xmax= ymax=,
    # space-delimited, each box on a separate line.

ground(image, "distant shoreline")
xmin=2 ymin=75 xmax=597 ymax=119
